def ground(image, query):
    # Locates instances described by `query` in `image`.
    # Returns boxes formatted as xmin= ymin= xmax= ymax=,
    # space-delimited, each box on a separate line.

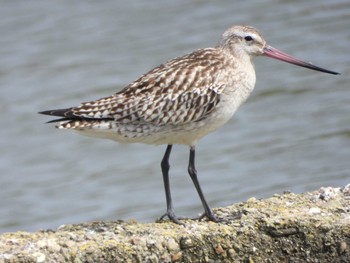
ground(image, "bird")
xmin=39 ymin=25 xmax=340 ymax=224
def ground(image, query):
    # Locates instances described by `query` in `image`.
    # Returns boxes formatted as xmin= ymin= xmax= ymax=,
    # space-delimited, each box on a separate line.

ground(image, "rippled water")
xmin=1 ymin=0 xmax=349 ymax=232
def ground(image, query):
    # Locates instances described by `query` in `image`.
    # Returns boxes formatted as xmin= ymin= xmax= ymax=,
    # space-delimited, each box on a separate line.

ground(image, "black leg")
xmin=188 ymin=146 xmax=220 ymax=222
xmin=158 ymin=144 xmax=183 ymax=225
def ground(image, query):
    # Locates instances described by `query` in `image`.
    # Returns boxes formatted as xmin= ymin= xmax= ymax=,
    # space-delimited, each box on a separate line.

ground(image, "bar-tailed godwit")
xmin=40 ymin=25 xmax=340 ymax=224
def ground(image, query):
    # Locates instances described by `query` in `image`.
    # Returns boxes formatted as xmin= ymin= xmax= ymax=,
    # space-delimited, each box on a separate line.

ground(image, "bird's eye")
xmin=244 ymin=36 xmax=253 ymax=41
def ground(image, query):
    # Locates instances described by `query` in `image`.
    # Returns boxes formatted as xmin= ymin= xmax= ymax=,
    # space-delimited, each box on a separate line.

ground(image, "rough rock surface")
xmin=1 ymin=185 xmax=349 ymax=263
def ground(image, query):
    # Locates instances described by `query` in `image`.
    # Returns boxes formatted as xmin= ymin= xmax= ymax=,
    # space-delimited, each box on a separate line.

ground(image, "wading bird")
xmin=40 ymin=25 xmax=339 ymax=224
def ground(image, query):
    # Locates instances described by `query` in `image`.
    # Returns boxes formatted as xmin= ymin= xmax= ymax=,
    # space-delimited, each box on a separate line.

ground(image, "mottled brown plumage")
xmin=52 ymin=48 xmax=236 ymax=145
xmin=39 ymin=25 xmax=339 ymax=224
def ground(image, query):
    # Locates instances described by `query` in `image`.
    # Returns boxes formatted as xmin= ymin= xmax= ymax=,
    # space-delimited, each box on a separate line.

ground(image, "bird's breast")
xmin=217 ymin=60 xmax=256 ymax=118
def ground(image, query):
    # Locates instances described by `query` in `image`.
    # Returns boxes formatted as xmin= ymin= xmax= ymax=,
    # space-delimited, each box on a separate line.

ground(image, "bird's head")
xmin=218 ymin=25 xmax=340 ymax=75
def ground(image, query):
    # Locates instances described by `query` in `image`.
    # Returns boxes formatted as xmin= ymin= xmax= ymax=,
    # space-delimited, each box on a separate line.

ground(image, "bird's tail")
xmin=38 ymin=108 xmax=74 ymax=123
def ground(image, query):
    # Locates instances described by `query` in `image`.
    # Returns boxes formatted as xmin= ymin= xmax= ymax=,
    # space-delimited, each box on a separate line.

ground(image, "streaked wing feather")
xmin=65 ymin=48 xmax=226 ymax=126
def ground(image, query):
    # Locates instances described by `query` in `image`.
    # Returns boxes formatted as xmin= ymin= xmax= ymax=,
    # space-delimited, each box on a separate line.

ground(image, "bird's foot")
xmin=157 ymin=211 xmax=221 ymax=224
xmin=196 ymin=210 xmax=242 ymax=223
xmin=195 ymin=210 xmax=223 ymax=223
xmin=157 ymin=210 xmax=189 ymax=225
xmin=157 ymin=209 xmax=241 ymax=225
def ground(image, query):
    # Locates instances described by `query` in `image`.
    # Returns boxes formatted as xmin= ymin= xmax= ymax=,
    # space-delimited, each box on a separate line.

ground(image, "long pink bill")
xmin=263 ymin=45 xmax=340 ymax=75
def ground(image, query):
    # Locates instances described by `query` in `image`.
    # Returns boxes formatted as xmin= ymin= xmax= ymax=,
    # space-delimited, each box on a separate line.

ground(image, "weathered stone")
xmin=0 ymin=185 xmax=349 ymax=262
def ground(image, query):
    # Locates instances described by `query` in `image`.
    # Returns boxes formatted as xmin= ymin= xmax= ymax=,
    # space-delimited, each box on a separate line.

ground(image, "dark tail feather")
xmin=39 ymin=107 xmax=114 ymax=123
xmin=38 ymin=108 xmax=72 ymax=117
xmin=38 ymin=108 xmax=75 ymax=123
xmin=45 ymin=118 xmax=71 ymax=123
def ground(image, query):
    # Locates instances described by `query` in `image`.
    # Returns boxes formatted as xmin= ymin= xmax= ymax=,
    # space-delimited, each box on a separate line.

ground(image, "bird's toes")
xmin=157 ymin=211 xmax=185 ymax=225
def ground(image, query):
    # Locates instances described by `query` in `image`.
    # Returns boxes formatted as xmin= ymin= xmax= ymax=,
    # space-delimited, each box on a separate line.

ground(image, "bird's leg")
xmin=188 ymin=146 xmax=220 ymax=222
xmin=158 ymin=145 xmax=184 ymax=225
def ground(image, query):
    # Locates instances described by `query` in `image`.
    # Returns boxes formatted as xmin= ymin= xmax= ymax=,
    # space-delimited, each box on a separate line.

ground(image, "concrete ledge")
xmin=1 ymin=185 xmax=350 ymax=263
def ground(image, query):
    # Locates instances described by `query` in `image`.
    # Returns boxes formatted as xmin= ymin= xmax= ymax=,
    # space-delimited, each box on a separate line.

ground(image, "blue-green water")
xmin=0 ymin=0 xmax=349 ymax=232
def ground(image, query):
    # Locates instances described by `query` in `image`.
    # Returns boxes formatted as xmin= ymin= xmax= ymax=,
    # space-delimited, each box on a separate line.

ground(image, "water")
xmin=1 ymin=0 xmax=349 ymax=233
